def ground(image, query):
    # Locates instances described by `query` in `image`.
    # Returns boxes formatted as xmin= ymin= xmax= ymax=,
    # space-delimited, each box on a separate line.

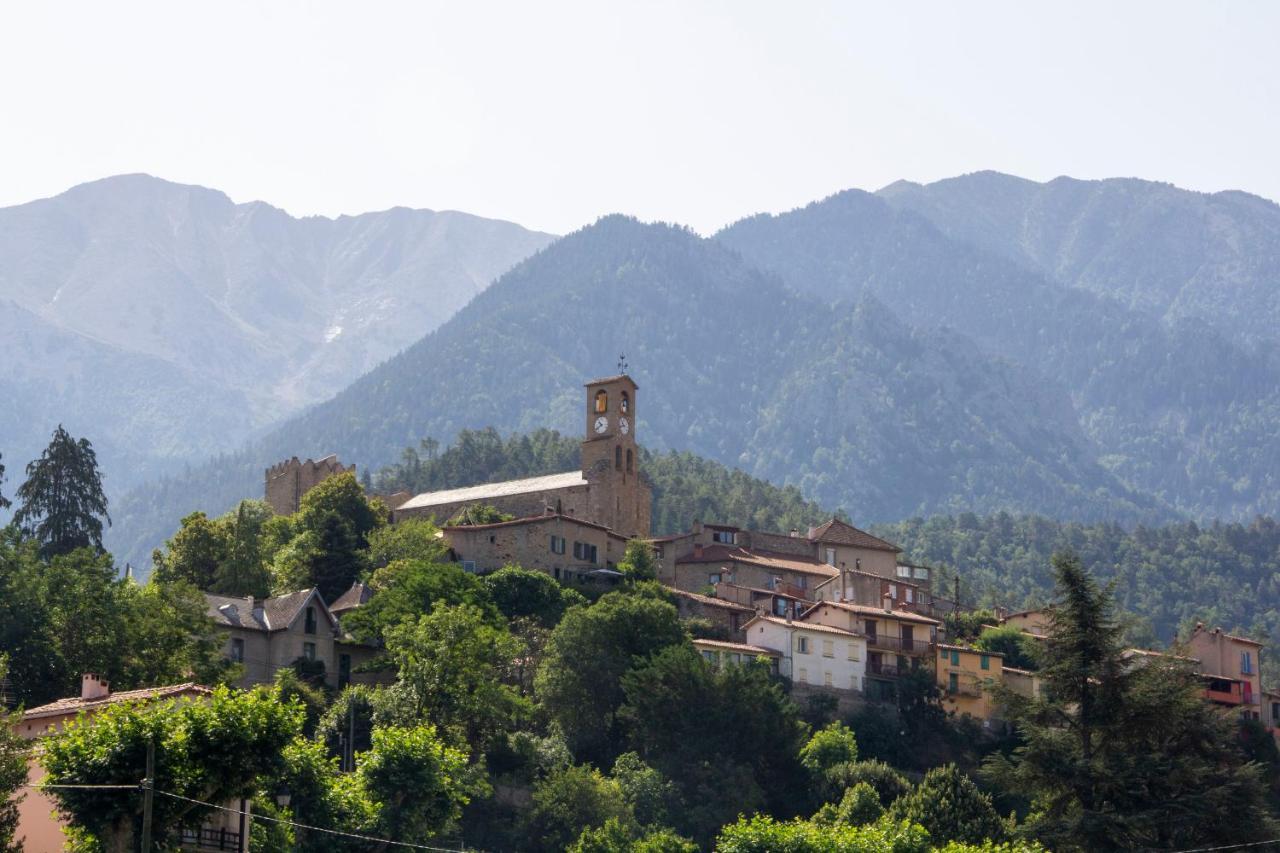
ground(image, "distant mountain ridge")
xmin=0 ymin=174 xmax=556 ymax=491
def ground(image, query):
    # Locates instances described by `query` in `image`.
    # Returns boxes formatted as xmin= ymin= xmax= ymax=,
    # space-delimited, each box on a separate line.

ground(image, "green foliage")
xmin=0 ymin=453 xmax=9 ymax=512
xmin=620 ymin=644 xmax=810 ymax=845
xmin=379 ymin=604 xmax=527 ymax=750
xmin=611 ymin=751 xmax=679 ymax=828
xmin=282 ymin=472 xmax=386 ymax=601
xmin=150 ymin=500 xmax=276 ymax=597
xmin=942 ymin=610 xmax=1000 ymax=644
xmin=526 ymin=764 xmax=634 ymax=853
xmin=343 ymin=558 xmax=496 ymax=643
xmin=801 ymin=722 xmax=860 ymax=774
xmin=14 ymin=425 xmax=110 ymax=558
xmin=569 ymin=817 xmax=698 ymax=853
xmin=973 ymin=627 xmax=1039 ymax=672
xmin=0 ymin=657 xmax=26 ymax=853
xmin=535 ymin=590 xmax=687 ymax=763
xmin=820 ymin=783 xmax=884 ymax=828
xmin=483 ymin=564 xmax=585 ymax=626
xmin=0 ymin=527 xmax=231 ymax=706
xmin=713 ymin=814 xmax=931 ymax=853
xmin=886 ymin=765 xmax=1006 ymax=845
xmin=446 ymin=503 xmax=514 ymax=526
xmin=828 ymin=761 xmax=912 ymax=808
xmin=364 ymin=516 xmax=448 ymax=569
xmin=984 ymin=552 xmax=1279 ymax=851
xmin=618 ymin=538 xmax=658 ymax=582
xmin=358 ymin=724 xmax=479 ymax=842
xmin=41 ymin=686 xmax=301 ymax=850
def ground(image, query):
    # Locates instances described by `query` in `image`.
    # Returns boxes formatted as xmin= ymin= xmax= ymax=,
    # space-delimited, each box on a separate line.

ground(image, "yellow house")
xmin=1001 ymin=608 xmax=1053 ymax=637
xmin=936 ymin=644 xmax=1004 ymax=722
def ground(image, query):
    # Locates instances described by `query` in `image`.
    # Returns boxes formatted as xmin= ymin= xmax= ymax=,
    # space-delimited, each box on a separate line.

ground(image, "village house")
xmin=13 ymin=676 xmax=243 ymax=853
xmin=205 ymin=588 xmax=379 ymax=689
xmin=742 ymin=614 xmax=868 ymax=694
xmin=692 ymin=638 xmax=782 ymax=675
xmin=936 ymin=643 xmax=1004 ymax=723
xmin=671 ymin=589 xmax=757 ymax=641
xmin=801 ymin=598 xmax=941 ymax=702
xmin=1000 ymin=608 xmax=1053 ymax=637
xmin=439 ymin=512 xmax=631 ymax=583
xmin=1188 ymin=623 xmax=1264 ymax=720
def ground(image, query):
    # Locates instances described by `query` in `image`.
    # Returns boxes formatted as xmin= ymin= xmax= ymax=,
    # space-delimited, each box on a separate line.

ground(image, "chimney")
xmin=882 ymin=592 xmax=894 ymax=613
xmin=81 ymin=673 xmax=110 ymax=701
xmin=693 ymin=543 xmax=703 ymax=558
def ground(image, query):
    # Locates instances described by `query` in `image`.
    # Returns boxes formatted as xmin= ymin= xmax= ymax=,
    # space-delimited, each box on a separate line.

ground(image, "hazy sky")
xmin=2 ymin=1 xmax=1276 ymax=234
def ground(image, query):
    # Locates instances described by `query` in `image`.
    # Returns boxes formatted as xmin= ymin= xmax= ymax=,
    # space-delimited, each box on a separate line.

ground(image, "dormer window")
xmin=712 ymin=529 xmax=736 ymax=545
xmin=594 ymin=390 xmax=608 ymax=413
xmin=304 ymin=606 xmax=317 ymax=635
xmin=620 ymin=391 xmax=630 ymax=413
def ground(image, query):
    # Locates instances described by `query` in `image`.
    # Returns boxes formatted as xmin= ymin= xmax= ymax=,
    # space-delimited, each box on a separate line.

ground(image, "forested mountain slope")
xmin=0 ymin=175 xmax=554 ymax=492
xmin=878 ymin=172 xmax=1280 ymax=347
xmin=109 ymin=216 xmax=1154 ymax=566
xmin=717 ymin=190 xmax=1280 ymax=520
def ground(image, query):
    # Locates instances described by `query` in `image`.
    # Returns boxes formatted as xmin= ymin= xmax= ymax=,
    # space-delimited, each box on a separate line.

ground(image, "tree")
xmin=618 ymin=539 xmax=658 ymax=582
xmin=286 ymin=472 xmax=387 ymax=600
xmin=214 ymin=500 xmax=275 ymax=597
xmin=0 ymin=452 xmax=10 ymax=511
xmin=483 ymin=564 xmax=586 ymax=626
xmin=713 ymin=814 xmax=930 ymax=853
xmin=447 ymin=503 xmax=513 ymax=526
xmin=0 ymin=657 xmax=27 ymax=853
xmin=151 ymin=510 xmax=226 ymax=590
xmin=379 ymin=605 xmax=527 ymax=750
xmin=525 ymin=764 xmax=634 ymax=853
xmin=887 ymin=765 xmax=1007 ymax=845
xmin=985 ymin=551 xmax=1279 ymax=851
xmin=569 ymin=818 xmax=697 ymax=853
xmin=800 ymin=721 xmax=860 ymax=804
xmin=365 ymin=517 xmax=448 ymax=569
xmin=619 ymin=644 xmax=810 ymax=845
xmin=41 ymin=686 xmax=301 ymax=851
xmin=14 ymin=425 xmax=109 ymax=558
xmin=535 ymin=591 xmax=687 ymax=763
xmin=343 ymin=558 xmax=496 ymax=644
xmin=813 ymin=782 xmax=883 ymax=828
xmin=973 ymin=626 xmax=1038 ymax=672
xmin=611 ymin=752 xmax=679 ymax=829
xmin=358 ymin=724 xmax=479 ymax=844
xmin=825 ymin=761 xmax=911 ymax=808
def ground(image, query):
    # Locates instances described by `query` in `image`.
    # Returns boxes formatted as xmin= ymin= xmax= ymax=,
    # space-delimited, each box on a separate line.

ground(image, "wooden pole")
xmin=140 ymin=738 xmax=155 ymax=852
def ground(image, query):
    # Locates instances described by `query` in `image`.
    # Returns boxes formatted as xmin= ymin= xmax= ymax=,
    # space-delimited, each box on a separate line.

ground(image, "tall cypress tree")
xmin=14 ymin=425 xmax=110 ymax=558
xmin=0 ymin=452 xmax=10 ymax=511
xmin=987 ymin=551 xmax=1278 ymax=850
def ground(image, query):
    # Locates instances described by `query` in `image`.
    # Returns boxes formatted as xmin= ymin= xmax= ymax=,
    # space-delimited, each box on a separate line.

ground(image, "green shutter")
xmin=951 ymin=649 xmax=960 ymax=665
xmin=980 ymin=654 xmax=990 ymax=670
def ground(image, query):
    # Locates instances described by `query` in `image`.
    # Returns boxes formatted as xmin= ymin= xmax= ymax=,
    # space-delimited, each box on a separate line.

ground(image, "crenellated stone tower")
xmin=264 ymin=454 xmax=355 ymax=516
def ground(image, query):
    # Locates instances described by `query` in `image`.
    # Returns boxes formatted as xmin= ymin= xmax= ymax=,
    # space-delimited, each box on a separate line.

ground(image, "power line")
xmin=1164 ymin=839 xmax=1280 ymax=853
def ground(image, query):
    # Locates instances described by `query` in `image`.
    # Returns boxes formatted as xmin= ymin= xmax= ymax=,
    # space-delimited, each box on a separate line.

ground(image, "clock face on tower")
xmin=619 ymin=417 xmax=630 ymax=435
xmin=594 ymin=415 xmax=609 ymax=435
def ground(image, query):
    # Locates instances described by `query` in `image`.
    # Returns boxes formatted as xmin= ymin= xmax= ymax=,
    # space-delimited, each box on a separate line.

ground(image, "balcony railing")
xmin=867 ymin=661 xmax=901 ymax=678
xmin=866 ymin=635 xmax=932 ymax=655
xmin=946 ymin=684 xmax=984 ymax=698
xmin=178 ymin=827 xmax=242 ymax=850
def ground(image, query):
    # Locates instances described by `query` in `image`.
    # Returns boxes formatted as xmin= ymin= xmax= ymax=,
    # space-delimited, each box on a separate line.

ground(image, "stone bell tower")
xmin=581 ymin=374 xmax=650 ymax=537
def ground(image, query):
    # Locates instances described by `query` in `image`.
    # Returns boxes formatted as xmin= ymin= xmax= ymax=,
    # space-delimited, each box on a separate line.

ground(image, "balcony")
xmin=867 ymin=660 xmax=901 ymax=678
xmin=178 ymin=827 xmax=242 ymax=851
xmin=866 ymin=635 xmax=932 ymax=655
xmin=946 ymin=683 xmax=984 ymax=699
xmin=1203 ymin=677 xmax=1248 ymax=706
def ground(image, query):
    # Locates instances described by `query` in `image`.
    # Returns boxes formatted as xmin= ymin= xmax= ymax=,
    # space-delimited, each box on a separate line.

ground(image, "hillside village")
xmin=7 ymin=372 xmax=1280 ymax=852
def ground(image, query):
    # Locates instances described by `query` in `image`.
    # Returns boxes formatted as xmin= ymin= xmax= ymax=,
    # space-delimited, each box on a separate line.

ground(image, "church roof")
xmin=398 ymin=470 xmax=587 ymax=511
xmin=808 ymin=519 xmax=900 ymax=552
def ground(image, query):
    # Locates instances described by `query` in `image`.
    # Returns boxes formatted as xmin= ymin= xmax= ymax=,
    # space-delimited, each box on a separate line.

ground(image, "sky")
xmin=1 ymin=1 xmax=1276 ymax=235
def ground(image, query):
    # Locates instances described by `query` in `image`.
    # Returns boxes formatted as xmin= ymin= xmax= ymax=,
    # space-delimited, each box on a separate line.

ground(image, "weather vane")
xmin=618 ymin=353 xmax=629 ymax=374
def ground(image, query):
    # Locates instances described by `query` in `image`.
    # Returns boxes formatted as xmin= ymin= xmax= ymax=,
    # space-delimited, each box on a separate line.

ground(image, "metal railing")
xmin=178 ymin=827 xmax=242 ymax=850
xmin=866 ymin=635 xmax=932 ymax=655
xmin=867 ymin=661 xmax=901 ymax=678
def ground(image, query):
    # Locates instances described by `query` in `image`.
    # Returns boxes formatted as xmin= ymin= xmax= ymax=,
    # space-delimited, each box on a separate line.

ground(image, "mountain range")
xmin=3 ymin=172 xmax=1279 ymax=569
xmin=0 ymin=174 xmax=555 ymax=491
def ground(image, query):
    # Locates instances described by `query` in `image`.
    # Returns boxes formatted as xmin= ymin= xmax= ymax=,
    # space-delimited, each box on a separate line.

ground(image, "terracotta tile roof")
xmin=23 ymin=683 xmax=212 ymax=721
xmin=808 ymin=519 xmax=900 ymax=552
xmin=677 ymin=544 xmax=839 ymax=579
xmin=441 ymin=512 xmax=627 ymax=539
xmin=937 ymin=643 xmax=1003 ymax=657
xmin=330 ymin=582 xmax=371 ymax=614
xmin=1002 ymin=667 xmax=1038 ymax=677
xmin=1192 ymin=624 xmax=1264 ymax=646
xmin=804 ymin=600 xmax=941 ymax=626
xmin=585 ymin=375 xmax=637 ymax=387
xmin=747 ymin=614 xmax=865 ymax=638
xmin=692 ymin=638 xmax=781 ymax=657
xmin=398 ymin=471 xmax=587 ymax=512
xmin=670 ymin=589 xmax=755 ymax=613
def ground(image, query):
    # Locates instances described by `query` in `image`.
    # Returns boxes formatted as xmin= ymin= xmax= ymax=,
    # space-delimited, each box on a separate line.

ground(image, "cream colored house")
xmin=742 ymin=614 xmax=867 ymax=693
xmin=692 ymin=638 xmax=782 ymax=675
xmin=801 ymin=598 xmax=940 ymax=702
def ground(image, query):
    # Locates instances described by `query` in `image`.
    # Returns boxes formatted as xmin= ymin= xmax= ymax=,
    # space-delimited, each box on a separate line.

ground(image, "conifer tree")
xmin=14 ymin=425 xmax=109 ymax=557
xmin=0 ymin=452 xmax=10 ymax=511
xmin=986 ymin=551 xmax=1278 ymax=850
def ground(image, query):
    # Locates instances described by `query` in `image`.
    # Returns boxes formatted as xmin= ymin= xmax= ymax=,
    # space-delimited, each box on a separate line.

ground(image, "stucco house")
xmin=743 ymin=614 xmax=868 ymax=693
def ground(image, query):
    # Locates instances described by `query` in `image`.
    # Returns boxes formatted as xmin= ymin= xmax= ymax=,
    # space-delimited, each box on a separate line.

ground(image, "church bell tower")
xmin=581 ymin=373 xmax=650 ymax=537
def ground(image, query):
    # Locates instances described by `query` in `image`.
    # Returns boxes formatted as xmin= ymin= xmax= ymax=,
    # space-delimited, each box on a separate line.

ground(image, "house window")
xmin=303 ymin=642 xmax=316 ymax=661
xmin=948 ymin=673 xmax=959 ymax=693
xmin=905 ymin=588 xmax=914 ymax=604
xmin=304 ymin=606 xmax=317 ymax=635
xmin=824 ymin=671 xmax=833 ymax=687
xmin=951 ymin=649 xmax=961 ymax=666
xmin=708 ymin=573 xmax=722 ymax=586
xmin=798 ymin=668 xmax=808 ymax=684
xmin=230 ymin=637 xmax=245 ymax=662
xmin=712 ymin=530 xmax=736 ymax=545
xmin=865 ymin=619 xmax=878 ymax=640
xmin=620 ymin=390 xmax=629 ymax=413
xmin=825 ymin=548 xmax=836 ymax=566
xmin=594 ymin=390 xmax=608 ymax=413
xmin=822 ymin=639 xmax=834 ymax=658
xmin=888 ymin=583 xmax=897 ymax=599
xmin=897 ymin=565 xmax=911 ymax=578
xmin=1272 ymin=702 xmax=1280 ymax=722
xmin=797 ymin=636 xmax=810 ymax=654
xmin=550 ymin=535 xmax=566 ymax=554
xmin=847 ymin=643 xmax=860 ymax=661
xmin=850 ymin=674 xmax=860 ymax=691
xmin=913 ymin=566 xmax=929 ymax=581
xmin=980 ymin=654 xmax=990 ymax=670
xmin=338 ymin=653 xmax=351 ymax=689
xmin=701 ymin=650 xmax=717 ymax=664
xmin=795 ymin=575 xmax=808 ymax=590
xmin=1242 ymin=651 xmax=1255 ymax=674
xmin=573 ymin=542 xmax=598 ymax=564
xmin=462 ymin=560 xmax=477 ymax=573
xmin=774 ymin=598 xmax=789 ymax=617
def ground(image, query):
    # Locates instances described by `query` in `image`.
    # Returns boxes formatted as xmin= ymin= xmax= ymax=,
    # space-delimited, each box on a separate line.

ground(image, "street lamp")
xmin=275 ymin=784 xmax=292 ymax=809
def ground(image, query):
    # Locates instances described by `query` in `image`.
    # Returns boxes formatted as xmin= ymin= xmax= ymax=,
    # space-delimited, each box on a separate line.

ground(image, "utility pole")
xmin=140 ymin=737 xmax=155 ymax=852
xmin=347 ymin=701 xmax=356 ymax=772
